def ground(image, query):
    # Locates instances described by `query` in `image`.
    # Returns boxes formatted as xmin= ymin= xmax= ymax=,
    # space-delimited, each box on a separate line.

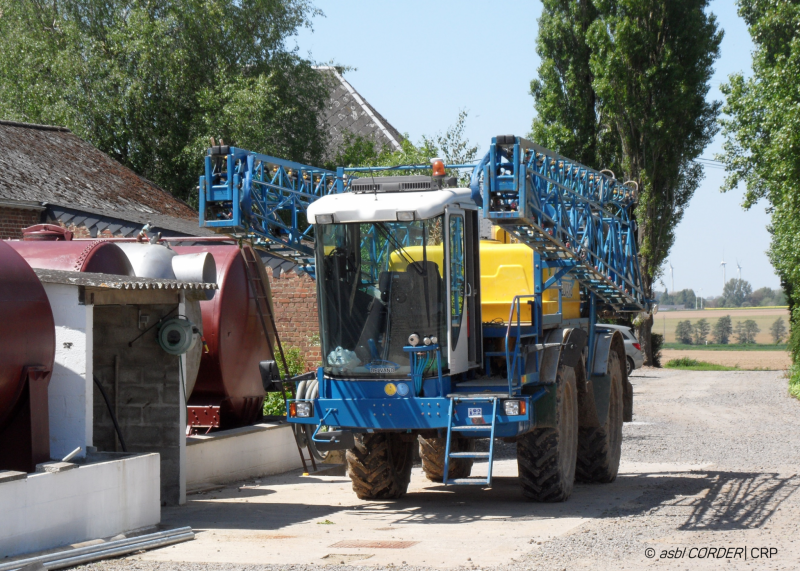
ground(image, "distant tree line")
xmin=658 ymin=280 xmax=785 ymax=309
xmin=674 ymin=315 xmax=786 ymax=345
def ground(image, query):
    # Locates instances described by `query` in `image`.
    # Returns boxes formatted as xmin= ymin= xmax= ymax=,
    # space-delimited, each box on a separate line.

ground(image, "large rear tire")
xmin=517 ymin=365 xmax=578 ymax=502
xmin=418 ymin=435 xmax=475 ymax=482
xmin=576 ymin=351 xmax=623 ymax=483
xmin=346 ymin=432 xmax=413 ymax=500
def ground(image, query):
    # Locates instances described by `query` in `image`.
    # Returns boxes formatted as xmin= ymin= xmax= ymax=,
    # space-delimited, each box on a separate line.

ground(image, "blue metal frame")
xmin=472 ymin=137 xmax=651 ymax=312
xmin=199 ymin=146 xmax=476 ymax=264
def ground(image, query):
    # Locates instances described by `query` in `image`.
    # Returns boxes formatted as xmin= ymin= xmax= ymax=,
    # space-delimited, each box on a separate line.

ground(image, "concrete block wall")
xmin=268 ymin=270 xmax=321 ymax=370
xmin=186 ymin=423 xmax=303 ymax=488
xmin=42 ymin=283 xmax=94 ymax=460
xmin=0 ymin=206 xmax=40 ymax=239
xmin=92 ymin=304 xmax=185 ymax=505
xmin=0 ymin=453 xmax=160 ymax=557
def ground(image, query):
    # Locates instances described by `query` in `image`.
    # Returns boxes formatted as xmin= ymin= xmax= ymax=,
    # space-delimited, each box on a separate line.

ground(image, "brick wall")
xmin=0 ymin=206 xmax=40 ymax=239
xmin=268 ymin=270 xmax=322 ymax=371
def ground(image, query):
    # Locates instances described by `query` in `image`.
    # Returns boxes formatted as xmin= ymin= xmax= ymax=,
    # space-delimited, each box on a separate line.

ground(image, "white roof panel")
xmin=307 ymin=188 xmax=475 ymax=224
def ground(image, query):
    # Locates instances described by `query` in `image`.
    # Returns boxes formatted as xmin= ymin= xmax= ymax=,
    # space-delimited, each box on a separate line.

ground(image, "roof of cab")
xmin=306 ymin=187 xmax=476 ymax=224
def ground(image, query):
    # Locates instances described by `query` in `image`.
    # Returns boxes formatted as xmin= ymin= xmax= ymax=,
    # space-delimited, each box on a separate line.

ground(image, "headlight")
xmin=315 ymin=214 xmax=334 ymax=224
xmin=396 ymin=211 xmax=415 ymax=221
xmin=408 ymin=333 xmax=420 ymax=347
xmin=423 ymin=336 xmax=432 ymax=346
xmin=290 ymin=401 xmax=313 ymax=418
xmin=503 ymin=400 xmax=526 ymax=416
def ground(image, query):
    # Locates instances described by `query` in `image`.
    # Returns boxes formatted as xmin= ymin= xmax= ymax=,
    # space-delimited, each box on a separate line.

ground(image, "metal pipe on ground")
xmin=0 ymin=527 xmax=194 ymax=571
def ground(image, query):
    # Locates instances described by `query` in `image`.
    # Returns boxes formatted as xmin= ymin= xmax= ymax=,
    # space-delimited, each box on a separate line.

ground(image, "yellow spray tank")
xmin=389 ymin=226 xmax=581 ymax=325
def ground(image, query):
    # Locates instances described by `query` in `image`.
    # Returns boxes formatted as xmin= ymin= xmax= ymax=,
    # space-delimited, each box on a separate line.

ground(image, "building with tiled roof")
xmin=317 ymin=67 xmax=404 ymax=160
xmin=0 ymin=120 xmax=215 ymax=240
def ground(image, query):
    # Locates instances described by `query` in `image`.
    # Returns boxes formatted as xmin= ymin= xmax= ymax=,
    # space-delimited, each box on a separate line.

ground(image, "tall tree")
xmin=721 ymin=278 xmax=753 ymax=307
xmin=530 ymin=0 xmax=721 ymax=366
xmin=531 ymin=0 xmax=618 ymax=170
xmin=712 ymin=315 xmax=732 ymax=344
xmin=0 ymin=0 xmax=329 ymax=204
xmin=586 ymin=0 xmax=722 ymax=364
xmin=717 ymin=1 xmax=800 ymax=384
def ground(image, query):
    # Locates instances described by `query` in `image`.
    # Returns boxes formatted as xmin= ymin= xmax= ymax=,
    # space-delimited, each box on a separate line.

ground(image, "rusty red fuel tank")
xmin=5 ymin=239 xmax=134 ymax=275
xmin=173 ymin=244 xmax=275 ymax=429
xmin=0 ymin=240 xmax=55 ymax=472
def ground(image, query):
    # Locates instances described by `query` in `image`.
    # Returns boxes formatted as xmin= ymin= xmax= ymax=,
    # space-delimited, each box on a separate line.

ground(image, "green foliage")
xmin=658 ymin=288 xmax=697 ymax=308
xmin=327 ymin=110 xmax=478 ymax=184
xmin=693 ymin=318 xmax=710 ymax=345
xmin=734 ymin=319 xmax=760 ymax=344
xmin=650 ymin=332 xmax=663 ymax=367
xmin=675 ymin=320 xmax=694 ymax=344
xmin=718 ymin=1 xmax=800 ymax=378
xmin=664 ymin=358 xmax=739 ymax=371
xmin=263 ymin=345 xmax=307 ymax=417
xmin=531 ymin=0 xmax=613 ymax=170
xmin=770 ymin=317 xmax=787 ymax=344
xmin=720 ymin=278 xmax=753 ymax=307
xmin=586 ymin=0 xmax=722 ymax=290
xmin=712 ymin=315 xmax=733 ymax=344
xmin=531 ymin=0 xmax=722 ymax=365
xmin=789 ymin=364 xmax=800 ymax=400
xmin=0 ymin=0 xmax=329 ymax=204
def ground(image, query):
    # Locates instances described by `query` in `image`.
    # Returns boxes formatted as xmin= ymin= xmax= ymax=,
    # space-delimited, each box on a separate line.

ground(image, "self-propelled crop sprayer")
xmin=199 ymin=135 xmax=652 ymax=501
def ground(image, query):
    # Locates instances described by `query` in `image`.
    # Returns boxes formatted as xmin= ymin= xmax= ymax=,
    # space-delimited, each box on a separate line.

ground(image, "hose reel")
xmin=158 ymin=317 xmax=198 ymax=355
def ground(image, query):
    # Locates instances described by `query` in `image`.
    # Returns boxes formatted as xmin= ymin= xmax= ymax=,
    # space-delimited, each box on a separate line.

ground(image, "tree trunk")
xmin=637 ymin=273 xmax=657 ymax=367
xmin=639 ymin=313 xmax=655 ymax=367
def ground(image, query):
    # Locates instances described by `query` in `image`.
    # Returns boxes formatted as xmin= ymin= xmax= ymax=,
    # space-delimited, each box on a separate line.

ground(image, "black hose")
xmin=93 ymin=375 xmax=128 ymax=452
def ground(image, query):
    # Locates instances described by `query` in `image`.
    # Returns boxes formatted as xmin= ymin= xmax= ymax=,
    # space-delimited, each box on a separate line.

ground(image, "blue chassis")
xmin=287 ymin=368 xmax=544 ymax=439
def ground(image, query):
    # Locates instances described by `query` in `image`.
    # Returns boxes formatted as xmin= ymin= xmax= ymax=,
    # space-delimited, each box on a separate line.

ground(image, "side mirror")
xmin=259 ymin=360 xmax=281 ymax=392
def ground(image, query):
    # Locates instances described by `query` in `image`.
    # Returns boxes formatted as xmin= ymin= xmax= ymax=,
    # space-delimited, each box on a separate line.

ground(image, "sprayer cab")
xmin=307 ymin=175 xmax=483 ymax=380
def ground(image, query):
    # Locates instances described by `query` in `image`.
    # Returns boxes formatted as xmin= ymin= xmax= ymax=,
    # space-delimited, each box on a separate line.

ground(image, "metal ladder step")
xmin=443 ymin=397 xmax=499 ymax=487
xmin=448 ymin=478 xmax=490 ymax=486
xmin=449 ymin=451 xmax=490 ymax=459
xmin=450 ymin=425 xmax=491 ymax=431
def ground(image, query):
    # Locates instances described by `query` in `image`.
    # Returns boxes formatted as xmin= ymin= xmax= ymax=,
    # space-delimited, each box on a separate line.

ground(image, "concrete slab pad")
xmin=135 ymin=458 xmax=698 ymax=568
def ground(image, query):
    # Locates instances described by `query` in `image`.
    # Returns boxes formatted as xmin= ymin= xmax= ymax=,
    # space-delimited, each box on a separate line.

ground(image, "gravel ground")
xmin=79 ymin=367 xmax=800 ymax=571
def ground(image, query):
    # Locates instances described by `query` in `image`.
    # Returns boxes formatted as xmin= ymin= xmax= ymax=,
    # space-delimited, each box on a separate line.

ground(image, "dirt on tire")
xmin=517 ymin=365 xmax=578 ymax=502
xmin=418 ymin=435 xmax=475 ymax=482
xmin=345 ymin=432 xmax=413 ymax=500
xmin=576 ymin=351 xmax=623 ymax=483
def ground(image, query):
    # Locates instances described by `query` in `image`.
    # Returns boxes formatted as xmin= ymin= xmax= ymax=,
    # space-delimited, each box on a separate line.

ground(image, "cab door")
xmin=445 ymin=207 xmax=475 ymax=375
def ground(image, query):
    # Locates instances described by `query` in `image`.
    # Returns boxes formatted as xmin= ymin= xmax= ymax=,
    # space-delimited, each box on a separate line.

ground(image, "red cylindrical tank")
xmin=5 ymin=240 xmax=135 ymax=275
xmin=22 ymin=224 xmax=73 ymax=241
xmin=0 ymin=241 xmax=55 ymax=469
xmin=173 ymin=244 xmax=275 ymax=428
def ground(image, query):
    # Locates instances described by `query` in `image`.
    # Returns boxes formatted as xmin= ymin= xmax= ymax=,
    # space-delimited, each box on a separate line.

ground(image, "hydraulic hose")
xmin=294 ymin=379 xmax=328 ymax=461
xmin=93 ymin=375 xmax=127 ymax=452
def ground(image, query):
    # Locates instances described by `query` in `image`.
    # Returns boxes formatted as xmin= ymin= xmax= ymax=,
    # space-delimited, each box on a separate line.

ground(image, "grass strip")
xmin=664 ymin=357 xmax=740 ymax=371
xmin=789 ymin=365 xmax=800 ymax=400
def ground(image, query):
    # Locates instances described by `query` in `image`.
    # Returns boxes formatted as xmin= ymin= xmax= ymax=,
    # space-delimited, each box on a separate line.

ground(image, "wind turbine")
xmin=720 ymin=250 xmax=727 ymax=291
xmin=736 ymin=259 xmax=742 ymax=281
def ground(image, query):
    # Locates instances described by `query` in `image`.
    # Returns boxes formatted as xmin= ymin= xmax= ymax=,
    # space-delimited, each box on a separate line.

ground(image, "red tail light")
xmin=633 ymin=343 xmax=641 ymax=351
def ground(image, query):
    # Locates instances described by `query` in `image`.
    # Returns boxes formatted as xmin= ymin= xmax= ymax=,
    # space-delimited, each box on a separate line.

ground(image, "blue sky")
xmin=293 ymin=0 xmax=777 ymax=297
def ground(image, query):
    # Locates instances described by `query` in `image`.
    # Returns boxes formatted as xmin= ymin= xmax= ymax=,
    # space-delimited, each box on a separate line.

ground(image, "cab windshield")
xmin=316 ymin=218 xmax=447 ymax=378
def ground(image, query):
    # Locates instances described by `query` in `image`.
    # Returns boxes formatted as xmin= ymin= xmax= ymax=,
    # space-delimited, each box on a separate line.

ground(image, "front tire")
xmin=517 ymin=365 xmax=578 ymax=502
xmin=418 ymin=435 xmax=475 ymax=482
xmin=576 ymin=351 xmax=624 ymax=483
xmin=346 ymin=433 xmax=413 ymax=500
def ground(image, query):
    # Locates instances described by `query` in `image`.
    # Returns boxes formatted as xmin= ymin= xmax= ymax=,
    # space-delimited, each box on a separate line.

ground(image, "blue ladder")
xmin=443 ymin=396 xmax=499 ymax=486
